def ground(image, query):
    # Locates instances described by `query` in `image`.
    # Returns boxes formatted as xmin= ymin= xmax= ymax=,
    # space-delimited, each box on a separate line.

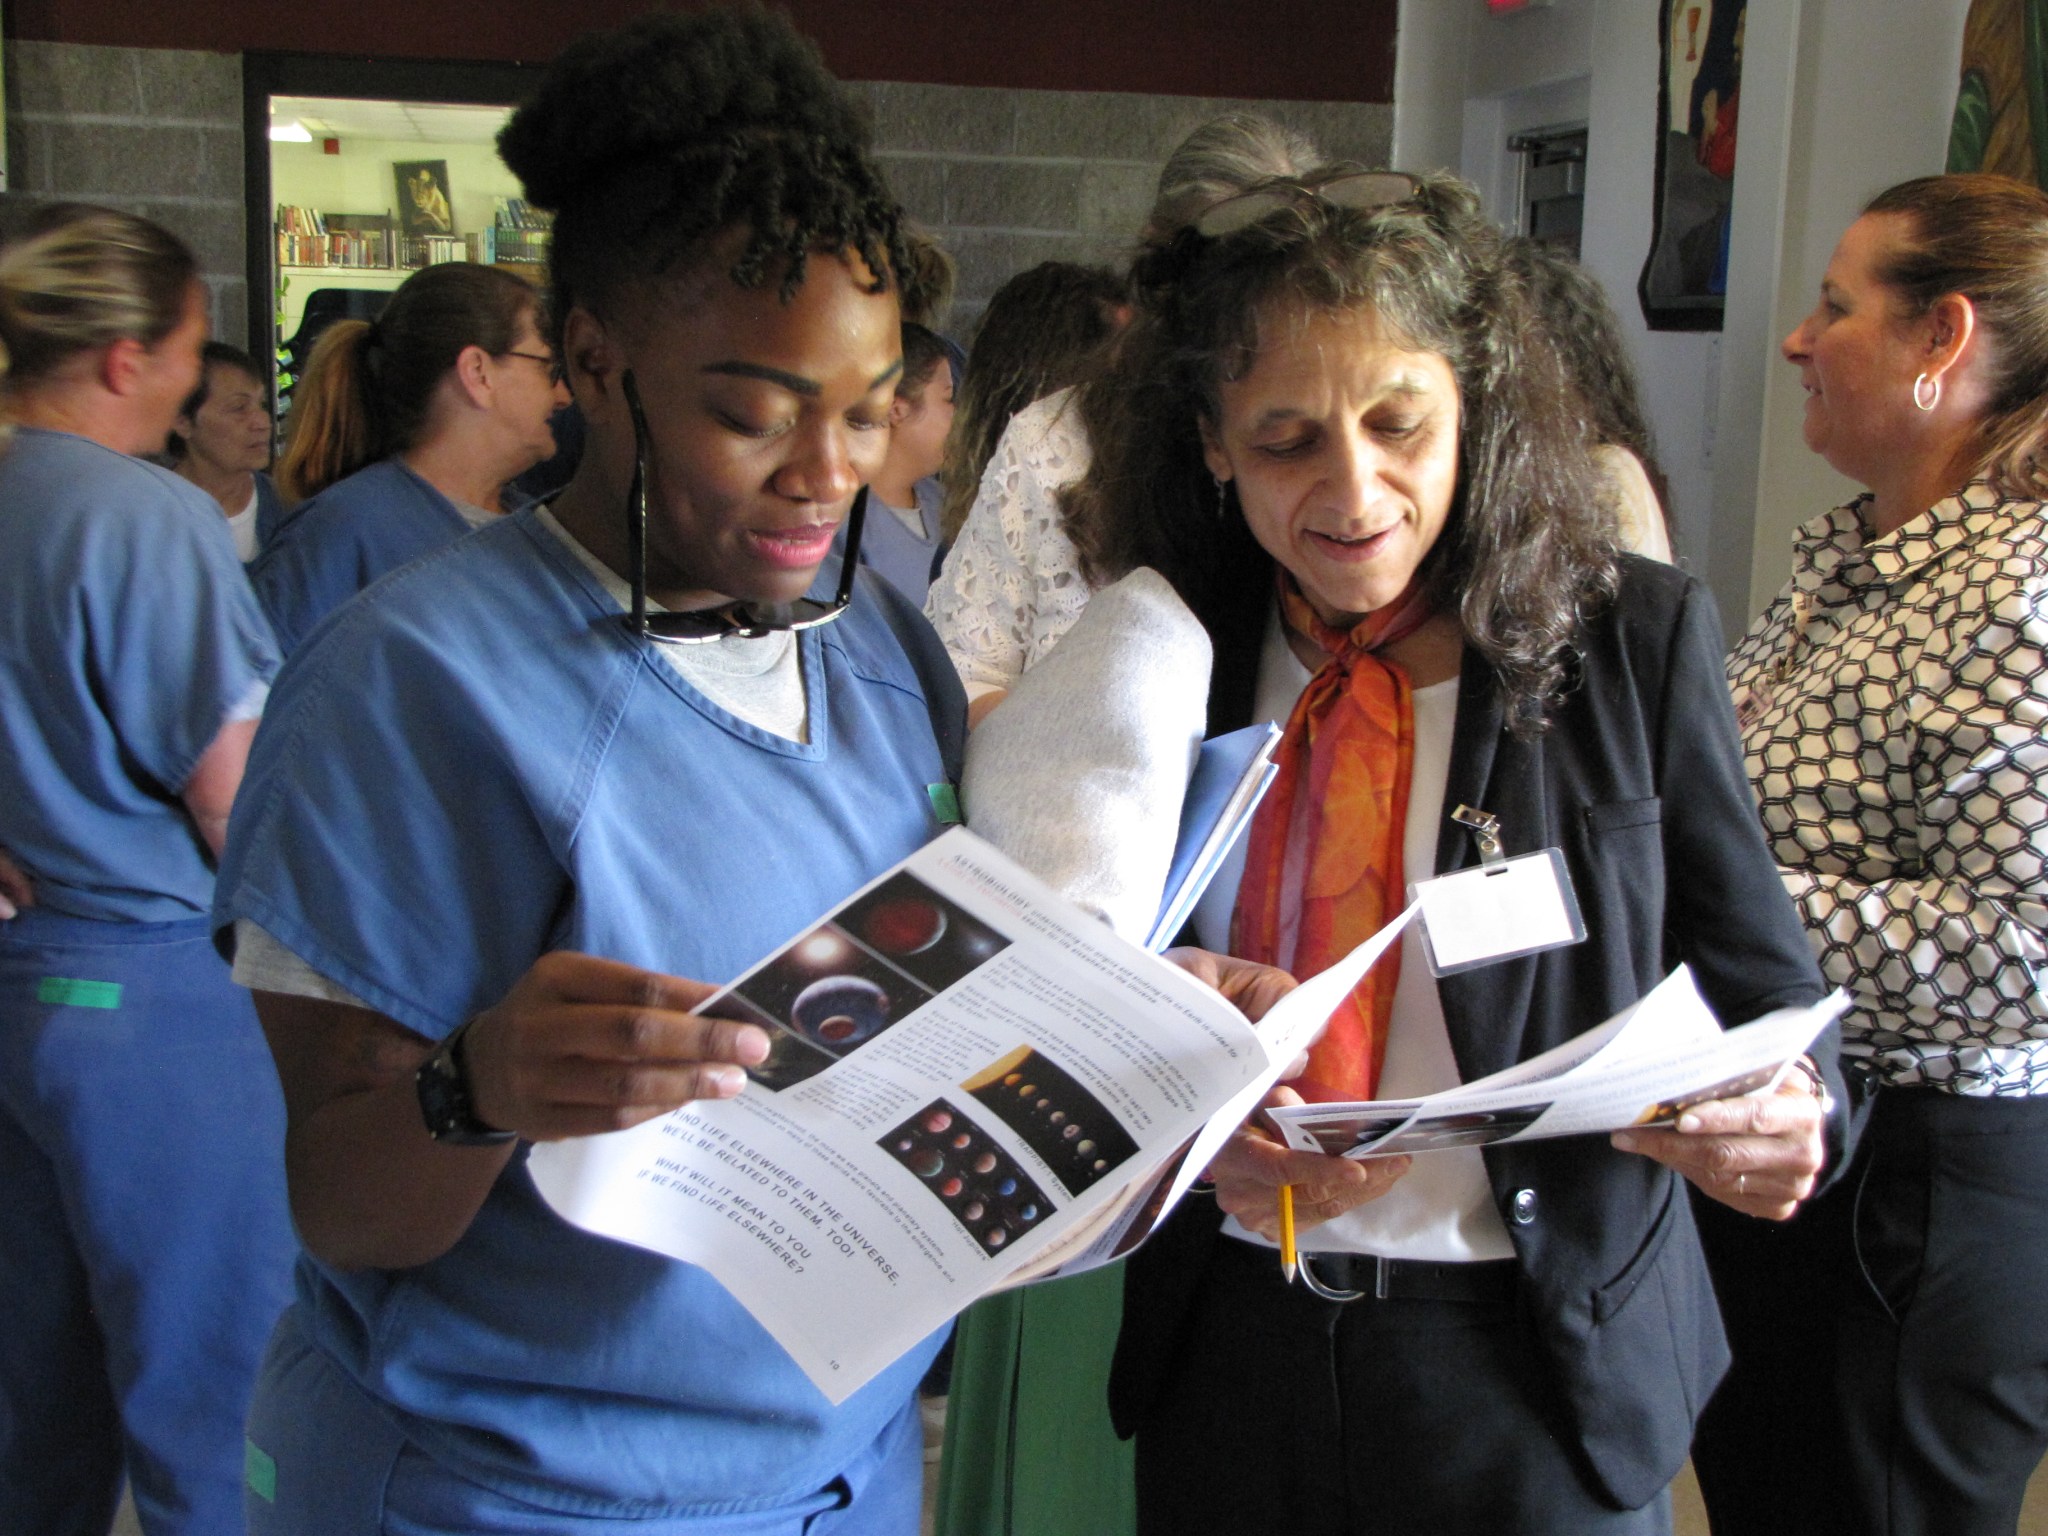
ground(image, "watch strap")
xmin=415 ymin=1017 xmax=517 ymax=1145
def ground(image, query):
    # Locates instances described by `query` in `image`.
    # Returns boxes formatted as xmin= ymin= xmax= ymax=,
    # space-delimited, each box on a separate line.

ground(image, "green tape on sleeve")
xmin=244 ymin=1438 xmax=277 ymax=1503
xmin=36 ymin=977 xmax=123 ymax=1009
xmin=926 ymin=782 xmax=962 ymax=826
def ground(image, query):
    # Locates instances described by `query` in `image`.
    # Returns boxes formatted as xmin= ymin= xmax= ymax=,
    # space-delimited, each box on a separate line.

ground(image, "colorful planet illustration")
xmin=862 ymin=896 xmax=947 ymax=956
xmin=791 ymin=975 xmax=891 ymax=1047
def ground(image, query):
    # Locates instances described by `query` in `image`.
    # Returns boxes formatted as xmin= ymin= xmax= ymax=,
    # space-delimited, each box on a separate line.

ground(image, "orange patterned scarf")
xmin=1231 ymin=575 xmax=1431 ymax=1103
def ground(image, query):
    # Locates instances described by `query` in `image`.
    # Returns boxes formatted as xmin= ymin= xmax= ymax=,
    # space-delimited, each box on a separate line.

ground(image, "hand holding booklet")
xmin=1263 ymin=965 xmax=1847 ymax=1161
xmin=526 ymin=826 xmax=1393 ymax=1403
xmin=528 ymin=814 xmax=1844 ymax=1405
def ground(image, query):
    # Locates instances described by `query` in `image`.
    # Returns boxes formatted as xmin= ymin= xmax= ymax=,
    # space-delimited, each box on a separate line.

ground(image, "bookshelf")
xmin=275 ymin=199 xmax=551 ymax=345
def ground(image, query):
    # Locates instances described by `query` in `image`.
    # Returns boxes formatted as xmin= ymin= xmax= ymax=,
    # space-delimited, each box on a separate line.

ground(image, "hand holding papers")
xmin=526 ymin=830 xmax=1377 ymax=1402
xmin=1262 ymin=967 xmax=1847 ymax=1173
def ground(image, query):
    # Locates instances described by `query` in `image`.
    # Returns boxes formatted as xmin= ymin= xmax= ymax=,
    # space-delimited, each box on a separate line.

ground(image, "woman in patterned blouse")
xmin=1696 ymin=173 xmax=2048 ymax=1536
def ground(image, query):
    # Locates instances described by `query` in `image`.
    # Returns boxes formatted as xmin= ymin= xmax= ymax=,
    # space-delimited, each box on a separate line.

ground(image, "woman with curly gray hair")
xmin=1091 ymin=172 xmax=1846 ymax=1534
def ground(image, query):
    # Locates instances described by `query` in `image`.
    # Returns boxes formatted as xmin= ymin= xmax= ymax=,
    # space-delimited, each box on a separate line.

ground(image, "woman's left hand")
xmin=1610 ymin=1074 xmax=1826 ymax=1221
xmin=1163 ymin=946 xmax=1299 ymax=1026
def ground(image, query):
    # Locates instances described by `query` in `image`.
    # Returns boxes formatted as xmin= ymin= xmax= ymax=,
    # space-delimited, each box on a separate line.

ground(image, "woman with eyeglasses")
xmin=1079 ymin=171 xmax=1845 ymax=1534
xmin=209 ymin=11 xmax=992 ymax=1532
xmin=253 ymin=260 xmax=569 ymax=652
xmin=0 ymin=206 xmax=294 ymax=1536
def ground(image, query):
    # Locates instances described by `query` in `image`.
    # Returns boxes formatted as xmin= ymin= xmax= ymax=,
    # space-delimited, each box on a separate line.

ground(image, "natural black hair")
xmin=1063 ymin=171 xmax=1618 ymax=735
xmin=497 ymin=7 xmax=917 ymax=336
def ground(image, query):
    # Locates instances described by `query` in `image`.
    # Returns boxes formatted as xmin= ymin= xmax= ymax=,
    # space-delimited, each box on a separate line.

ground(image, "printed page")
xmin=526 ymin=828 xmax=1285 ymax=1402
xmin=1267 ymin=967 xmax=1847 ymax=1160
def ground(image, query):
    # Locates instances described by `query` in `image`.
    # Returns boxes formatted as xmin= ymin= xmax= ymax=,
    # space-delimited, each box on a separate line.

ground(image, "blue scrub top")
xmin=249 ymin=457 xmax=472 ymax=653
xmin=251 ymin=469 xmax=289 ymax=558
xmin=836 ymin=476 xmax=944 ymax=607
xmin=216 ymin=509 xmax=967 ymax=1517
xmin=0 ymin=428 xmax=278 ymax=923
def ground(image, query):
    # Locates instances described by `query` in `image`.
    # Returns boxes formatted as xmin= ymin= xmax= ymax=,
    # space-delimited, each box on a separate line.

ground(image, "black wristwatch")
xmin=415 ymin=1019 xmax=517 ymax=1145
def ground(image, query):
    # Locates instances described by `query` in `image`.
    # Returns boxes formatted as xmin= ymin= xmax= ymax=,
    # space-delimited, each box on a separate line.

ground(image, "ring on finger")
xmin=1735 ymin=1172 xmax=1747 ymax=1196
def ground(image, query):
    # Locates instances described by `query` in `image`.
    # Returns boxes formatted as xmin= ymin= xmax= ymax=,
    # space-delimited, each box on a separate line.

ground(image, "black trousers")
xmin=1695 ymin=1087 xmax=2048 ymax=1536
xmin=1129 ymin=1237 xmax=1671 ymax=1536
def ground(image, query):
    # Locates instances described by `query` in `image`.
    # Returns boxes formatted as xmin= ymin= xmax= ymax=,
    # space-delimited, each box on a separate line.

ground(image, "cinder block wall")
xmin=854 ymin=81 xmax=1391 ymax=337
xmin=6 ymin=41 xmax=249 ymax=344
xmin=0 ymin=40 xmax=1392 ymax=350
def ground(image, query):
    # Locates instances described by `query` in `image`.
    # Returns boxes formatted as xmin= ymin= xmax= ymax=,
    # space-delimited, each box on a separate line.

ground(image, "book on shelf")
xmin=275 ymin=209 xmax=395 ymax=270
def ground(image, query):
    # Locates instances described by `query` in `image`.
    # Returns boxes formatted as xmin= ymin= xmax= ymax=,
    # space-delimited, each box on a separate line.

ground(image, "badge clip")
xmin=1450 ymin=804 xmax=1506 ymax=868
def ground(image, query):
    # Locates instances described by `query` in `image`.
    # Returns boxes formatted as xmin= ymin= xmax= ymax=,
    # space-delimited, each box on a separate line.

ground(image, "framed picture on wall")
xmin=394 ymin=160 xmax=455 ymax=237
xmin=1639 ymin=0 xmax=1745 ymax=331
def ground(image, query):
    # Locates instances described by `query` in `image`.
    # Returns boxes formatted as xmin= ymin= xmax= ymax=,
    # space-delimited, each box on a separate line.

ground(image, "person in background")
xmin=1074 ymin=169 xmax=1842 ymax=1535
xmin=1502 ymin=238 xmax=1674 ymax=563
xmin=936 ymin=260 xmax=1126 ymax=547
xmin=0 ymin=205 xmax=294 ymax=1536
xmin=900 ymin=225 xmax=958 ymax=332
xmin=1697 ymin=172 xmax=2048 ymax=1536
xmin=254 ymin=261 xmax=569 ymax=652
xmin=836 ymin=320 xmax=956 ymax=603
xmin=926 ymin=111 xmax=1322 ymax=727
xmin=168 ymin=340 xmax=287 ymax=563
xmin=928 ymin=114 xmax=1325 ymax=1536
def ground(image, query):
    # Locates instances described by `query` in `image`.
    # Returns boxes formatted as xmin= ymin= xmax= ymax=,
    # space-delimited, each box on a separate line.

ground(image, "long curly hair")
xmin=496 ymin=7 xmax=917 ymax=331
xmin=1063 ymin=172 xmax=1618 ymax=735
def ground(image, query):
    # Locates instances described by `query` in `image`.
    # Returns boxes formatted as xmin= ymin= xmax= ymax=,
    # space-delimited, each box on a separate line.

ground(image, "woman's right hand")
xmin=257 ymin=950 xmax=770 ymax=1270
xmin=461 ymin=952 xmax=771 ymax=1141
xmin=1209 ymin=1085 xmax=1412 ymax=1240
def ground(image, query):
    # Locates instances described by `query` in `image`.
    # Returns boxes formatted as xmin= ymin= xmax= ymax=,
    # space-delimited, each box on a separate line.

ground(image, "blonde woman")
xmin=0 ymin=206 xmax=293 ymax=1536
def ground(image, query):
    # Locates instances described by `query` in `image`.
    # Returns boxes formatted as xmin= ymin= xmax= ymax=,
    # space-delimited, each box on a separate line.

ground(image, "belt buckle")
xmin=1299 ymin=1253 xmax=1375 ymax=1304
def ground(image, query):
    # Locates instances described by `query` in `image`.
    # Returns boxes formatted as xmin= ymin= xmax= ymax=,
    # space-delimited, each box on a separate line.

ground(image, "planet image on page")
xmin=718 ymin=924 xmax=933 ymax=1065
xmin=791 ymin=974 xmax=892 ymax=1048
xmin=837 ymin=872 xmax=1009 ymax=993
xmin=860 ymin=894 xmax=946 ymax=956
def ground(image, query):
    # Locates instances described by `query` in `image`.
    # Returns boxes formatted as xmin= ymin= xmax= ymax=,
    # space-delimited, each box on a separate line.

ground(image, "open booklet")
xmin=1264 ymin=964 xmax=1848 ymax=1160
xmin=526 ymin=826 xmax=1396 ymax=1404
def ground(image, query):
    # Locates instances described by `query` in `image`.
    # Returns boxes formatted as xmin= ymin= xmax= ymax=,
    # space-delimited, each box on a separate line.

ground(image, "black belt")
xmin=1298 ymin=1252 xmax=1519 ymax=1305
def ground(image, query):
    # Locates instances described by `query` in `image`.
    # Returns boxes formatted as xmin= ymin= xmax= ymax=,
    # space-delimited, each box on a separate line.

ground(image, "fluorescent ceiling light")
xmin=268 ymin=120 xmax=313 ymax=143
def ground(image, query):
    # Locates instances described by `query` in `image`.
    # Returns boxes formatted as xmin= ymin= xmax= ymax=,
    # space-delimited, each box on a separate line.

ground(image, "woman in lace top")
xmin=926 ymin=112 xmax=1321 ymax=720
xmin=1693 ymin=173 xmax=2048 ymax=1536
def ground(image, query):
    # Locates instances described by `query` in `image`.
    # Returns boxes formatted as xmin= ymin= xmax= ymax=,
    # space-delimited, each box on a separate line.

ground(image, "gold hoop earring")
xmin=1913 ymin=372 xmax=1940 ymax=412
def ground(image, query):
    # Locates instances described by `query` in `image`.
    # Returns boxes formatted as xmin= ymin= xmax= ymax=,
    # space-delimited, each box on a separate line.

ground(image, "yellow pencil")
xmin=1279 ymin=1183 xmax=1298 ymax=1284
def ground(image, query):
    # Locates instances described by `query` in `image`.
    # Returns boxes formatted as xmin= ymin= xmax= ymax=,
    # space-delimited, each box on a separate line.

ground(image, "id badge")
xmin=1411 ymin=843 xmax=1586 ymax=977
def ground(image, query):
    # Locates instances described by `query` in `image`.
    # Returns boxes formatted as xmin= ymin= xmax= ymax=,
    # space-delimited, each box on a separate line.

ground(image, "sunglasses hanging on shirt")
xmin=618 ymin=368 xmax=867 ymax=644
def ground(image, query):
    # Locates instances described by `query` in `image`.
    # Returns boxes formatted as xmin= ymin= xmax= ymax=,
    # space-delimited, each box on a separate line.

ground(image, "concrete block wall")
xmin=0 ymin=41 xmax=1392 ymax=356
xmin=855 ymin=80 xmax=1393 ymax=338
xmin=5 ymin=40 xmax=249 ymax=347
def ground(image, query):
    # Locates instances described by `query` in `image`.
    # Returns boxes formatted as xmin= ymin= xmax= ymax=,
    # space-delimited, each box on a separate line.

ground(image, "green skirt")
xmin=933 ymin=1266 xmax=1137 ymax=1536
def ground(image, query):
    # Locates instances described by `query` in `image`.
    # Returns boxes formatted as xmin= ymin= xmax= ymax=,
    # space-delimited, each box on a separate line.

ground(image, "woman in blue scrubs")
xmin=168 ymin=341 xmax=288 ymax=563
xmin=0 ymin=206 xmax=295 ymax=1536
xmin=254 ymin=260 xmax=570 ymax=651
xmin=214 ymin=12 xmax=987 ymax=1532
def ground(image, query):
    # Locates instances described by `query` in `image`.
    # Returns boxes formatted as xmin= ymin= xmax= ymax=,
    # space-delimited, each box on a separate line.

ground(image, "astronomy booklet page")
xmin=526 ymin=828 xmax=1393 ymax=1402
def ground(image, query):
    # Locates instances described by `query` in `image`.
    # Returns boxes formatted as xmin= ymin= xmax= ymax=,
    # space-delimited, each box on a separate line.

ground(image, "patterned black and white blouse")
xmin=1728 ymin=482 xmax=2048 ymax=1096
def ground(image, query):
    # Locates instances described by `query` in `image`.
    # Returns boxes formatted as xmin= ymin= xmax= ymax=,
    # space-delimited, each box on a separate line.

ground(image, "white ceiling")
xmin=269 ymin=96 xmax=514 ymax=145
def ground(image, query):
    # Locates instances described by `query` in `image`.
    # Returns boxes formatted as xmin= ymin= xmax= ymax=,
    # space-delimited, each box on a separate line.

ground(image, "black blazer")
xmin=1111 ymin=558 xmax=1841 ymax=1510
